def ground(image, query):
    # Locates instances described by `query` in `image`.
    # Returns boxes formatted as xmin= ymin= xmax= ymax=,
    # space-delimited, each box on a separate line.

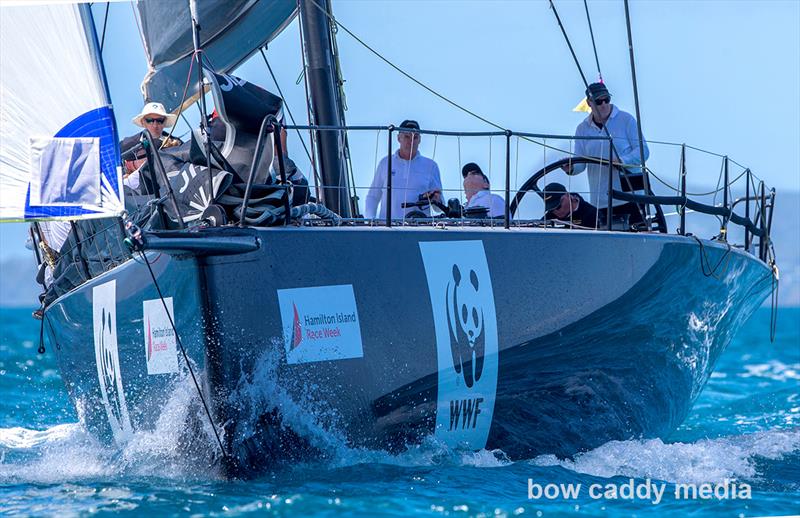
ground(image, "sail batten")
xmin=0 ymin=3 xmax=123 ymax=222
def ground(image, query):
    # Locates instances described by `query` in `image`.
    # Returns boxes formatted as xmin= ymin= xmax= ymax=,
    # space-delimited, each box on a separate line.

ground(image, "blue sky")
xmin=1 ymin=0 xmax=798 ymax=259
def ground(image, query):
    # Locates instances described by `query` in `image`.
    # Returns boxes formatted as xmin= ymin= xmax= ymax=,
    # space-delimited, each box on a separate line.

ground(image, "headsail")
xmin=136 ymin=0 xmax=297 ymax=113
xmin=0 ymin=2 xmax=124 ymax=222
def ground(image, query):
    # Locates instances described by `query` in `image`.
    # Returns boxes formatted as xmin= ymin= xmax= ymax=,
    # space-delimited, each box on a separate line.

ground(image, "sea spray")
xmin=530 ymin=429 xmax=800 ymax=485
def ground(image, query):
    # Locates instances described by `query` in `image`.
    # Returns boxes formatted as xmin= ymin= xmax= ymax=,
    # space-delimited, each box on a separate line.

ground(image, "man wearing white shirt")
xmin=563 ymin=82 xmax=648 ymax=226
xmin=462 ymin=163 xmax=505 ymax=218
xmin=364 ymin=120 xmax=442 ymax=219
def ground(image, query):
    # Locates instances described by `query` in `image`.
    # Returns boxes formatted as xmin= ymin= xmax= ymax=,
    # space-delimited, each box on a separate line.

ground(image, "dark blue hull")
xmin=45 ymin=228 xmax=773 ymax=477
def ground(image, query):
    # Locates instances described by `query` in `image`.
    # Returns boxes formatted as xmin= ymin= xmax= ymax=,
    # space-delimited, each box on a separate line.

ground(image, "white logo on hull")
xmin=93 ymin=280 xmax=132 ymax=443
xmin=143 ymin=298 xmax=179 ymax=375
xmin=420 ymin=240 xmax=498 ymax=449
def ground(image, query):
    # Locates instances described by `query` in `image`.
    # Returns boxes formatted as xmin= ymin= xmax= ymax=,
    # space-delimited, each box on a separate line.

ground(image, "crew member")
xmin=120 ymin=102 xmax=183 ymax=192
xmin=563 ymin=82 xmax=648 ymax=226
xmin=364 ymin=119 xmax=442 ymax=219
xmin=542 ymin=182 xmax=598 ymax=228
xmin=462 ymin=163 xmax=505 ymax=218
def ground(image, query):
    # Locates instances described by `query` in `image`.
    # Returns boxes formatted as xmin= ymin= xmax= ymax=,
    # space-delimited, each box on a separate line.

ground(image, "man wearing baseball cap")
xmin=542 ymin=182 xmax=598 ymax=228
xmin=563 ymin=82 xmax=647 ymax=226
xmin=462 ymin=163 xmax=506 ymax=218
xmin=364 ymin=119 xmax=443 ymax=219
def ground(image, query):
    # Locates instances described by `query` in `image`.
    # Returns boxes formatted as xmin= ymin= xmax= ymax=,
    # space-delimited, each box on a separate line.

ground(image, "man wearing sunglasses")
xmin=119 ymin=102 xmax=183 ymax=192
xmin=562 ymin=82 xmax=648 ymax=226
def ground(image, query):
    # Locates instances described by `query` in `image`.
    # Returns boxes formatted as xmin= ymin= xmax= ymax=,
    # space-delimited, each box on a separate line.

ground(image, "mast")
xmin=298 ymin=0 xmax=351 ymax=217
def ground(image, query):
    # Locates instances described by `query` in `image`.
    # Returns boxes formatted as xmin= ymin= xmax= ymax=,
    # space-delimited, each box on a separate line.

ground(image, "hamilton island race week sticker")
xmin=277 ymin=284 xmax=364 ymax=364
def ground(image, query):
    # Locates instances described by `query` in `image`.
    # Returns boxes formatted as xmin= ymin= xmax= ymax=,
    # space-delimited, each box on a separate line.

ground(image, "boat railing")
xmin=267 ymin=123 xmax=775 ymax=261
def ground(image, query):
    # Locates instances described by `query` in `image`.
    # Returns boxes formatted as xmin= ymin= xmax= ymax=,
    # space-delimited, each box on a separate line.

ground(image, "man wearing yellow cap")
xmin=563 ymin=83 xmax=647 ymax=226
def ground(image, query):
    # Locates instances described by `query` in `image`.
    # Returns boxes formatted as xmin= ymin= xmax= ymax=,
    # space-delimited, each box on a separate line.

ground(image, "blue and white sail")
xmin=0 ymin=2 xmax=124 ymax=222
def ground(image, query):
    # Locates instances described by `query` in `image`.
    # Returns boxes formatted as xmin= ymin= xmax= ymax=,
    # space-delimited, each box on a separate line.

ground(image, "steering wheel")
xmin=509 ymin=156 xmax=667 ymax=233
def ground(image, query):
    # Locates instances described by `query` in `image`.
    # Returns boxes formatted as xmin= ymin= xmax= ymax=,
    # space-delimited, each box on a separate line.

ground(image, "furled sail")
xmin=0 ymin=2 xmax=124 ymax=222
xmin=136 ymin=0 xmax=296 ymax=113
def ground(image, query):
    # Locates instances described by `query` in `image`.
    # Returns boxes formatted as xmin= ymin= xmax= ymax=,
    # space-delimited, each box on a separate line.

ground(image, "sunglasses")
xmin=592 ymin=97 xmax=610 ymax=105
xmin=144 ymin=117 xmax=165 ymax=124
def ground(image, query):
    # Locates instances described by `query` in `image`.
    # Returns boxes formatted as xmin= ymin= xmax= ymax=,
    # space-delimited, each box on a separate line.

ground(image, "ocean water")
xmin=0 ymin=307 xmax=797 ymax=516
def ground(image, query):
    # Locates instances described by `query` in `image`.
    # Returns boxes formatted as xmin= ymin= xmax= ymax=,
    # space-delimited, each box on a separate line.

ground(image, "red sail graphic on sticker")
xmin=292 ymin=303 xmax=302 ymax=349
xmin=147 ymin=318 xmax=152 ymax=360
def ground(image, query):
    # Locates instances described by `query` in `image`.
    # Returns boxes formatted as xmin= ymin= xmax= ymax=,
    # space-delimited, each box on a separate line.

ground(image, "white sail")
xmin=0 ymin=2 xmax=124 ymax=222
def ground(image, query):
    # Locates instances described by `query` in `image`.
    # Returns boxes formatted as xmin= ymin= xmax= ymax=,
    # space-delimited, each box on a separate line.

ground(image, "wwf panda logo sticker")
xmin=93 ymin=280 xmax=132 ymax=444
xmin=420 ymin=241 xmax=498 ymax=449
xmin=446 ymin=265 xmax=485 ymax=388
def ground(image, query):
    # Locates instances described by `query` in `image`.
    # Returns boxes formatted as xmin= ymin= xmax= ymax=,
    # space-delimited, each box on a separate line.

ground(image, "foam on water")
xmin=531 ymin=428 xmax=800 ymax=485
xmin=0 ymin=422 xmax=112 ymax=483
xmin=0 ymin=375 xmax=223 ymax=484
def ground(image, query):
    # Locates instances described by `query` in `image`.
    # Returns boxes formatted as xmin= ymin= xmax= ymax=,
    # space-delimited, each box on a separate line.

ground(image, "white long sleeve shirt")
xmin=571 ymin=105 xmax=649 ymax=209
xmin=364 ymin=151 xmax=442 ymax=219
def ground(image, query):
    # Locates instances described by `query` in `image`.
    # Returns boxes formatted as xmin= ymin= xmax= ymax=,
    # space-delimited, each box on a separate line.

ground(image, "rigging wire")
xmin=325 ymin=7 xmax=361 ymax=215
xmin=258 ymin=48 xmax=321 ymax=188
xmin=161 ymin=50 xmax=197 ymax=149
xmin=305 ymin=0 xmax=501 ymax=132
xmin=583 ymin=0 xmax=602 ymax=81
xmin=548 ymin=0 xmax=647 ymax=225
xmin=99 ymin=2 xmax=110 ymax=54
xmin=129 ymin=1 xmax=148 ymax=59
xmin=304 ymin=0 xmax=762 ymax=197
xmin=623 ymin=0 xmax=651 ymax=213
xmin=548 ymin=0 xmax=589 ymax=88
xmin=138 ymin=250 xmax=230 ymax=461
xmin=303 ymin=0 xmax=582 ymax=162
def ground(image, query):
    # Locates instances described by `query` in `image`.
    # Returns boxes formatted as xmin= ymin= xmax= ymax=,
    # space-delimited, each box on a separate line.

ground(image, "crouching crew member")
xmin=543 ymin=182 xmax=598 ymax=228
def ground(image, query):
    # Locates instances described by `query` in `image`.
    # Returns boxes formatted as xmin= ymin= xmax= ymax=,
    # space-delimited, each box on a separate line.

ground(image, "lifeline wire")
xmin=139 ymin=251 xmax=229 ymax=461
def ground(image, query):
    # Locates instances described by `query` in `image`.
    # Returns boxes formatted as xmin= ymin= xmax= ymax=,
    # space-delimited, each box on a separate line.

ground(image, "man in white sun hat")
xmin=120 ymin=102 xmax=183 ymax=191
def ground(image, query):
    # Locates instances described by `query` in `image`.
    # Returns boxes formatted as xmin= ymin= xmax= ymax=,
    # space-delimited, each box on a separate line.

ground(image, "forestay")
xmin=136 ymin=0 xmax=296 ymax=113
xmin=0 ymin=2 xmax=123 ymax=222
